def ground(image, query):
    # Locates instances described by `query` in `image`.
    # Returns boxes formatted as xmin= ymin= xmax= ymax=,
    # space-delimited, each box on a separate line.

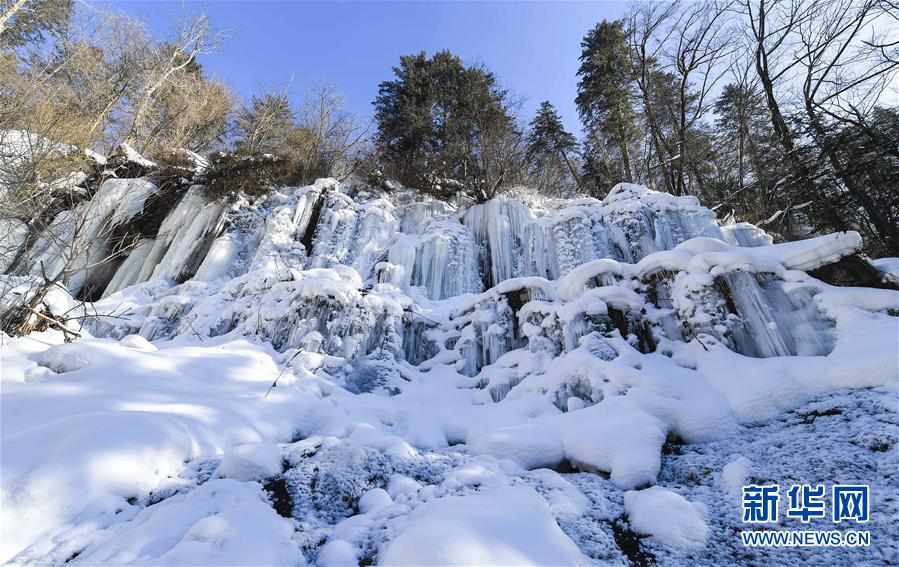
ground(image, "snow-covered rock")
xmin=379 ymin=486 xmax=589 ymax=566
xmin=216 ymin=442 xmax=283 ymax=481
xmin=358 ymin=488 xmax=392 ymax=514
xmin=624 ymin=486 xmax=709 ymax=550
xmin=69 ymin=479 xmax=300 ymax=566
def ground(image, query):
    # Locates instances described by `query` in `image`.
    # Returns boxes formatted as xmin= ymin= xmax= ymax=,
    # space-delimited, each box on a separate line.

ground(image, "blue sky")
xmin=93 ymin=1 xmax=629 ymax=136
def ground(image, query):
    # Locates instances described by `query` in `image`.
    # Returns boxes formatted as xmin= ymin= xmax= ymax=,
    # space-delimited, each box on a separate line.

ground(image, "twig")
xmin=694 ymin=333 xmax=710 ymax=351
xmin=264 ymin=348 xmax=304 ymax=398
xmin=26 ymin=307 xmax=82 ymax=339
xmin=186 ymin=319 xmax=205 ymax=342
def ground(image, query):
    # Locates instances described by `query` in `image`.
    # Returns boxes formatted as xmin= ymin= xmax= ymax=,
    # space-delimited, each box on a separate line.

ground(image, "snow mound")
xmin=561 ymin=401 xmax=668 ymax=489
xmin=624 ymin=486 xmax=709 ymax=550
xmin=358 ymin=488 xmax=392 ymax=514
xmin=70 ymin=479 xmax=300 ymax=566
xmin=216 ymin=442 xmax=283 ymax=481
xmin=379 ymin=486 xmax=589 ymax=566
xmin=719 ymin=455 xmax=752 ymax=500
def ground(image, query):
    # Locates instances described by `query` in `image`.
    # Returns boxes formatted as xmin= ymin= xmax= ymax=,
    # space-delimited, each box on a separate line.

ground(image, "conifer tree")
xmin=576 ymin=20 xmax=638 ymax=194
xmin=526 ymin=101 xmax=580 ymax=194
xmin=374 ymin=50 xmax=519 ymax=201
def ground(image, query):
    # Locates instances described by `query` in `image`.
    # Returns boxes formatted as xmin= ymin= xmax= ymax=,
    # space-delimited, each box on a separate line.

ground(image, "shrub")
xmin=203 ymin=152 xmax=295 ymax=200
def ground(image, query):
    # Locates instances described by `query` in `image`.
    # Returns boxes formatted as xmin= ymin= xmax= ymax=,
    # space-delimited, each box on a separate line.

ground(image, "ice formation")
xmin=2 ymin=174 xmax=897 ymax=566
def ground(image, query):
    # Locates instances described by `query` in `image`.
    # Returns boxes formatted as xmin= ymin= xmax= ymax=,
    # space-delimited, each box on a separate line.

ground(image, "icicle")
xmin=351 ymin=199 xmax=398 ymax=279
xmin=307 ymin=192 xmax=360 ymax=269
xmin=721 ymin=272 xmax=834 ymax=357
xmin=413 ymin=221 xmax=481 ymax=299
xmin=0 ymin=219 xmax=28 ymax=273
xmin=116 ymin=187 xmax=229 ymax=285
xmin=25 ymin=178 xmax=158 ymax=294
xmin=462 ymin=198 xmax=534 ymax=287
xmin=384 ymin=235 xmax=418 ymax=289
xmin=652 ymin=205 xmax=723 ymax=250
xmin=550 ymin=211 xmax=596 ymax=277
xmin=102 ymin=239 xmax=155 ymax=297
xmin=721 ymin=222 xmax=774 ymax=247
xmin=398 ymin=200 xmax=452 ymax=234
xmin=251 ymin=198 xmax=308 ymax=275
xmin=194 ymin=234 xmax=243 ymax=282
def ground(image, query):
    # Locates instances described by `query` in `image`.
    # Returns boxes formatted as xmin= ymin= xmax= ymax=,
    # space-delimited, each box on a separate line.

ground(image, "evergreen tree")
xmin=525 ymin=101 xmax=579 ymax=195
xmin=576 ymin=20 xmax=638 ymax=194
xmin=373 ymin=52 xmax=434 ymax=184
xmin=714 ymin=85 xmax=769 ymax=183
xmin=373 ymin=50 xmax=519 ymax=200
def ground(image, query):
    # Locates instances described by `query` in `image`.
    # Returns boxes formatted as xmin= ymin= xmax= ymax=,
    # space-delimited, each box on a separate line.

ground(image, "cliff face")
xmin=2 ymin=174 xmax=897 ymax=566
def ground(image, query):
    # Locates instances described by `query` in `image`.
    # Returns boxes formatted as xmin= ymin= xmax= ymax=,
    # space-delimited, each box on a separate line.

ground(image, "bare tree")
xmin=667 ymin=0 xmax=735 ymax=195
xmin=58 ymin=12 xmax=153 ymax=146
xmin=140 ymin=72 xmax=233 ymax=154
xmin=626 ymin=1 xmax=680 ymax=193
xmin=124 ymin=16 xmax=220 ymax=153
xmin=743 ymin=0 xmax=817 ymax=155
xmin=0 ymin=0 xmax=71 ymax=48
xmin=796 ymin=0 xmax=899 ymax=250
xmin=296 ymin=85 xmax=368 ymax=181
xmin=235 ymin=91 xmax=295 ymax=155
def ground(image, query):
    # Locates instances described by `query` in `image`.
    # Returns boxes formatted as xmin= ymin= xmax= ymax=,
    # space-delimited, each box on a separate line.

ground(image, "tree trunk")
xmin=637 ymin=68 xmax=676 ymax=194
xmin=558 ymin=147 xmax=582 ymax=190
xmin=615 ymin=103 xmax=633 ymax=183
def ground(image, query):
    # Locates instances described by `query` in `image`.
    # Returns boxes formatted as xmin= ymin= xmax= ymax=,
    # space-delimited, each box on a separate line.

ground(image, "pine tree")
xmin=373 ymin=50 xmax=519 ymax=200
xmin=576 ymin=20 xmax=638 ymax=194
xmin=526 ymin=101 xmax=579 ymax=194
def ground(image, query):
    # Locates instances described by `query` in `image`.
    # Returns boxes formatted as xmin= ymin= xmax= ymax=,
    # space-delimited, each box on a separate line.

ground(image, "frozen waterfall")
xmin=4 ymin=177 xmax=864 ymax=375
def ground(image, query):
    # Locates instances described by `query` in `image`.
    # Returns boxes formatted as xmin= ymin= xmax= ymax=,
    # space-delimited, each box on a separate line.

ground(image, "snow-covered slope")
xmin=2 ymin=177 xmax=897 ymax=566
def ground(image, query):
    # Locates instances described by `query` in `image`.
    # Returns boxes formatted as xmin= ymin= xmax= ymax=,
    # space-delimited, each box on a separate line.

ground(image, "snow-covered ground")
xmin=2 ymin=178 xmax=897 ymax=566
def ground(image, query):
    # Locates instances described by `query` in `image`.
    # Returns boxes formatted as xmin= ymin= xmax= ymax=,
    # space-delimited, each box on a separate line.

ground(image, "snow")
xmin=720 ymin=221 xmax=773 ymax=247
xmin=624 ymin=486 xmax=709 ymax=550
xmin=0 ymin=335 xmax=303 ymax=562
xmin=379 ymin=486 xmax=589 ymax=566
xmin=317 ymin=539 xmax=358 ymax=567
xmin=719 ymin=455 xmax=752 ymax=500
xmin=68 ymin=479 xmax=300 ymax=566
xmin=468 ymin=423 xmax=566 ymax=471
xmin=216 ymin=443 xmax=283 ymax=482
xmin=119 ymin=142 xmax=157 ymax=169
xmin=560 ymin=400 xmax=668 ymax=489
xmin=872 ymin=256 xmax=899 ymax=281
xmin=2 ymin=178 xmax=897 ymax=565
xmin=357 ymin=488 xmax=392 ymax=514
